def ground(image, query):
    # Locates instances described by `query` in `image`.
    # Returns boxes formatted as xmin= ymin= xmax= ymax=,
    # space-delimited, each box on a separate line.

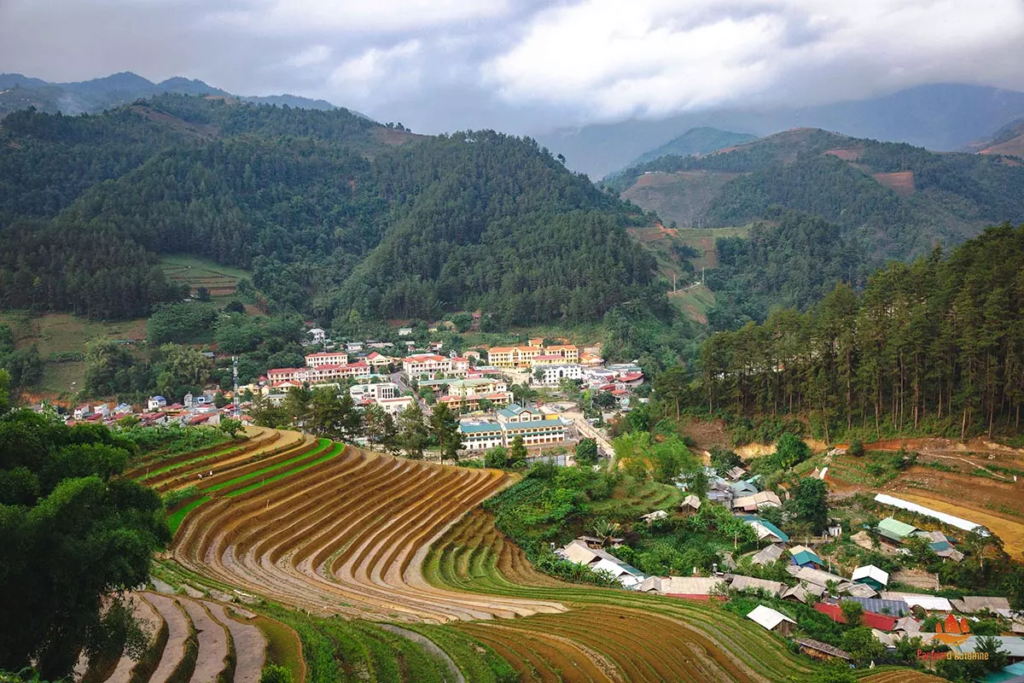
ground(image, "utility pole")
xmin=232 ymin=355 xmax=240 ymax=418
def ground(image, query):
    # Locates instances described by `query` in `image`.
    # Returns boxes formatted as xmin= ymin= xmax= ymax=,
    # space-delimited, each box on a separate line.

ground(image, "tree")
xmin=575 ymin=438 xmax=599 ymax=467
xmin=793 ymin=477 xmax=829 ymax=534
xmin=839 ymin=600 xmax=863 ymax=628
xmin=307 ymin=389 xmax=360 ymax=440
xmin=0 ymin=411 xmax=169 ymax=677
xmin=213 ymin=391 xmax=228 ymax=408
xmin=260 ymin=665 xmax=293 ymax=683
xmin=508 ymin=435 xmax=528 ymax=469
xmin=419 ymin=387 xmax=436 ymax=405
xmin=429 ymin=403 xmax=462 ymax=463
xmin=450 ymin=312 xmax=472 ymax=333
xmin=224 ymin=300 xmax=245 ymax=314
xmin=709 ymin=446 xmax=742 ymax=473
xmin=397 ymin=402 xmax=429 ymax=459
xmin=690 ymin=469 xmax=709 ymax=499
xmin=0 ymin=369 xmax=10 ymax=415
xmin=219 ymin=418 xmax=243 ymax=438
xmin=484 ymin=446 xmax=508 ymax=469
xmin=363 ymin=405 xmax=393 ymax=449
xmin=847 ymin=439 xmax=865 ymax=457
xmin=195 ymin=286 xmax=211 ymax=302
xmin=593 ymin=392 xmax=617 ymax=409
xmin=840 ymin=627 xmax=884 ymax=663
xmin=283 ymin=385 xmax=313 ymax=427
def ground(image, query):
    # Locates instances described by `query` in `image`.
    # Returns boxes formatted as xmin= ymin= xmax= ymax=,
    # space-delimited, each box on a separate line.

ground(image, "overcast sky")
xmin=2 ymin=0 xmax=1024 ymax=135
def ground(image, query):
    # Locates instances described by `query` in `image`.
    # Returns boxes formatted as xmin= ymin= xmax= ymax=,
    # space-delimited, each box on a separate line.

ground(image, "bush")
xmin=848 ymin=439 xmax=864 ymax=457
xmin=260 ymin=665 xmax=293 ymax=683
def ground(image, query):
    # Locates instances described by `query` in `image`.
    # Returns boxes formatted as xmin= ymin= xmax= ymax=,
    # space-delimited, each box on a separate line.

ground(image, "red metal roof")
xmin=814 ymin=602 xmax=896 ymax=631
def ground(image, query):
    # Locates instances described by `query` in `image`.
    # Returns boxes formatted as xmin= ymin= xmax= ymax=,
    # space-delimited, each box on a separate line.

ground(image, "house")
xmin=787 ymin=566 xmax=851 ymax=591
xmin=726 ymin=466 xmax=747 ymax=481
xmin=307 ymin=327 xmax=327 ymax=344
xmin=639 ymin=510 xmax=668 ymax=524
xmin=790 ymin=547 xmax=824 ymax=569
xmin=350 ymin=383 xmax=400 ymax=403
xmin=730 ymin=480 xmax=759 ymax=497
xmin=752 ymin=544 xmax=785 ymax=566
xmin=747 ymin=605 xmax=796 ymax=636
xmin=951 ymin=636 xmax=1024 ymax=663
xmin=729 ymin=575 xmax=786 ymax=597
xmin=639 ymin=576 xmax=727 ymax=599
xmin=814 ymin=602 xmax=897 ymax=631
xmin=876 ymin=517 xmax=918 ymax=544
xmin=782 ymin=583 xmax=825 ymax=604
xmin=880 ymin=592 xmax=954 ymax=613
xmin=833 ymin=596 xmax=909 ymax=617
xmin=364 ymin=352 xmax=393 ymax=370
xmin=680 ymin=495 xmax=702 ymax=515
xmin=306 ymin=351 xmax=349 ymax=368
xmin=73 ymin=404 xmax=92 ymax=420
xmin=114 ymin=403 xmax=133 ymax=415
xmin=93 ymin=404 xmax=111 ymax=418
xmin=743 ymin=516 xmax=790 ymax=543
xmin=345 ymin=342 xmax=364 ymax=353
xmin=794 ymin=639 xmax=851 ymax=662
xmin=556 ymin=540 xmax=646 ymax=589
xmin=842 ymin=583 xmax=879 ymax=599
xmin=733 ymin=491 xmax=782 ymax=513
xmin=851 ymin=565 xmax=890 ymax=591
xmin=950 ymin=596 xmax=1011 ymax=614
xmin=537 ymin=364 xmax=585 ymax=385
xmin=398 ymin=327 xmax=413 ymax=337
xmin=375 ymin=396 xmax=414 ymax=416
xmin=147 ymin=396 xmax=167 ymax=411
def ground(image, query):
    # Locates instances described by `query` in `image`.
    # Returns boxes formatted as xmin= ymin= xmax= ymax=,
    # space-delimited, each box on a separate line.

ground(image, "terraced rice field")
xmin=163 ymin=431 xmax=565 ymax=622
xmin=425 ymin=509 xmax=818 ymax=683
xmin=82 ymin=592 xmax=279 ymax=683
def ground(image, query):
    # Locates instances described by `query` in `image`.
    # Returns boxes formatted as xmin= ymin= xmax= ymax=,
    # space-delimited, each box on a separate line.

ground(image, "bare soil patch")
xmin=872 ymin=171 xmax=916 ymax=197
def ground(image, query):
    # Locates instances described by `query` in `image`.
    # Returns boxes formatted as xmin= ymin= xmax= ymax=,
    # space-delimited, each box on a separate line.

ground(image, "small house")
xmin=790 ymin=547 xmax=824 ymax=569
xmin=743 ymin=516 xmax=789 ymax=543
xmin=680 ymin=495 xmax=702 ymax=515
xmin=877 ymin=517 xmax=917 ymax=544
xmin=726 ymin=466 xmax=747 ymax=481
xmin=782 ymin=583 xmax=825 ymax=604
xmin=639 ymin=510 xmax=668 ymax=525
xmin=851 ymin=565 xmax=890 ymax=591
xmin=747 ymin=605 xmax=796 ymax=636
xmin=729 ymin=575 xmax=786 ymax=597
xmin=147 ymin=396 xmax=167 ymax=412
xmin=733 ymin=491 xmax=782 ymax=513
xmin=752 ymin=544 xmax=785 ymax=566
xmin=794 ymin=639 xmax=850 ymax=662
xmin=950 ymin=596 xmax=1011 ymax=614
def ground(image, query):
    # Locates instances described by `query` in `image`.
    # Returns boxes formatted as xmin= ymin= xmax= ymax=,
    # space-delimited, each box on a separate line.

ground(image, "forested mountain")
xmin=616 ymin=127 xmax=757 ymax=174
xmin=0 ymin=71 xmax=340 ymax=116
xmin=0 ymin=96 xmax=658 ymax=324
xmin=685 ymin=223 xmax=1024 ymax=441
xmin=540 ymin=84 xmax=1024 ymax=178
xmin=973 ymin=118 xmax=1024 ymax=158
xmin=611 ymin=128 xmax=1024 ymax=258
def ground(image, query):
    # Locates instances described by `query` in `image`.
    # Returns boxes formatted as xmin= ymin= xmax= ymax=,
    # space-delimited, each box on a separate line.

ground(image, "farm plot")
xmin=165 ymin=444 xmax=567 ymax=623
xmin=887 ymin=490 xmax=1024 ymax=560
xmin=425 ymin=510 xmax=817 ymax=682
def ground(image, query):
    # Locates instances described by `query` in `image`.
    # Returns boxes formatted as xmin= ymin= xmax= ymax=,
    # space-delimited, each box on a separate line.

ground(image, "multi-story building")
xmin=438 ymin=378 xmax=512 ymax=412
xmin=402 ymin=354 xmax=453 ymax=379
xmin=305 ymin=351 xmax=349 ymax=368
xmin=350 ymin=382 xmax=400 ymax=403
xmin=537 ymin=364 xmax=584 ymax=385
xmin=546 ymin=345 xmax=580 ymax=363
xmin=458 ymin=403 xmax=567 ymax=451
xmin=267 ymin=361 xmax=370 ymax=385
xmin=488 ymin=344 xmax=579 ymax=369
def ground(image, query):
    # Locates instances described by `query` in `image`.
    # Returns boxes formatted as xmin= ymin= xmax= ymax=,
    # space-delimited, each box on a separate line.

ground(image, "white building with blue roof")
xmin=458 ymin=403 xmax=568 ymax=451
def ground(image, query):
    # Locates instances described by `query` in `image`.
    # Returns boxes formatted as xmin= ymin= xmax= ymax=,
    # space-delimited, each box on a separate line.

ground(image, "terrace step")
xmin=177 ymin=597 xmax=230 ymax=683
xmin=102 ymin=595 xmax=163 ymax=683
xmin=202 ymin=601 xmax=267 ymax=683
xmin=141 ymin=593 xmax=192 ymax=683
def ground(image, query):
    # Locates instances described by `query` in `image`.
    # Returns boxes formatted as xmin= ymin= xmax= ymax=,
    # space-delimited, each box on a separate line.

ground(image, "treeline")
xmin=685 ymin=224 xmax=1024 ymax=440
xmin=0 ymin=98 xmax=659 ymax=325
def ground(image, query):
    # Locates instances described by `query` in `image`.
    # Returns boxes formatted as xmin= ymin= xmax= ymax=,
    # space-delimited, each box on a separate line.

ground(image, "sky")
xmin=2 ymin=0 xmax=1024 ymax=135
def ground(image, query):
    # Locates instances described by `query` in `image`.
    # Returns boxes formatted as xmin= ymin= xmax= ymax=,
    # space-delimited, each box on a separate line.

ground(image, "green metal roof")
xmin=877 ymin=517 xmax=917 ymax=540
xmin=791 ymin=550 xmax=822 ymax=566
xmin=742 ymin=515 xmax=790 ymax=543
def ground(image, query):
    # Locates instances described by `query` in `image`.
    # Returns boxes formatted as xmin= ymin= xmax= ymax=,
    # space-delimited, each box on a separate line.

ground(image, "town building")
xmin=487 ymin=343 xmax=579 ymax=369
xmin=536 ymin=364 xmax=585 ymax=385
xmin=147 ymin=396 xmax=167 ymax=412
xmin=437 ymin=378 xmax=512 ymax=412
xmin=458 ymin=403 xmax=568 ymax=451
xmin=402 ymin=354 xmax=453 ymax=379
xmin=350 ymin=382 xmax=400 ymax=403
xmin=305 ymin=351 xmax=349 ymax=368
xmin=267 ymin=362 xmax=370 ymax=385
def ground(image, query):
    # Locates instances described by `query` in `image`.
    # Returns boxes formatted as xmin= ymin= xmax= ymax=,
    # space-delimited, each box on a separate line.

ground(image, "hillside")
xmin=618 ymin=127 xmax=757 ymax=173
xmin=0 ymin=96 xmax=658 ymax=325
xmin=610 ymin=128 xmax=1024 ymax=259
xmin=976 ymin=118 xmax=1024 ymax=158
xmin=0 ymin=71 xmax=341 ymax=116
xmin=539 ymin=83 xmax=1024 ymax=178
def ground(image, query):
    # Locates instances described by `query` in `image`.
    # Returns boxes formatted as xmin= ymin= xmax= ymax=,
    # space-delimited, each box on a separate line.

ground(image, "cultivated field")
xmin=159 ymin=255 xmax=251 ymax=303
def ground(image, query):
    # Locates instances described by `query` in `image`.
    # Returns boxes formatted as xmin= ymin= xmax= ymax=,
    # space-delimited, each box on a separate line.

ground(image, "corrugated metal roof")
xmin=877 ymin=517 xmax=917 ymax=538
xmin=729 ymin=575 xmax=785 ymax=596
xmin=830 ymin=596 xmax=909 ymax=616
xmin=747 ymin=605 xmax=795 ymax=630
xmin=752 ymin=544 xmax=784 ymax=565
xmin=852 ymin=565 xmax=889 ymax=586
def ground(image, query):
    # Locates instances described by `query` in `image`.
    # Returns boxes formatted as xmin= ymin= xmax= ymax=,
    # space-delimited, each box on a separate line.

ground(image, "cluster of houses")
xmin=67 ymin=391 xmax=236 ymax=429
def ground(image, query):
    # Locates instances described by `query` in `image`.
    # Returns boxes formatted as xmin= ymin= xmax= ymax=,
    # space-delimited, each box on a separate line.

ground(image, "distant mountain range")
xmin=0 ymin=71 xmax=341 ymax=116
xmin=538 ymin=84 xmax=1024 ymax=179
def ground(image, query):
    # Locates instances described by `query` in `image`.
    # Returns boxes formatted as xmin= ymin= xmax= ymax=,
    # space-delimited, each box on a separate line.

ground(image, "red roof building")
xmin=814 ymin=602 xmax=897 ymax=631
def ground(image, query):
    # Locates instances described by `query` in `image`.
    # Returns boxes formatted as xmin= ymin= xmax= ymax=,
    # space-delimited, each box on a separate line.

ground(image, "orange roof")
xmin=547 ymin=345 xmax=577 ymax=351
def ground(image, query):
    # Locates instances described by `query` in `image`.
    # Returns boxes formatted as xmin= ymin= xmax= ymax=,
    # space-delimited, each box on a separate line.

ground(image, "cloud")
xmin=483 ymin=0 xmax=1024 ymax=121
xmin=286 ymin=44 xmax=332 ymax=68
xmin=208 ymin=0 xmax=511 ymax=34
xmin=329 ymin=40 xmax=423 ymax=102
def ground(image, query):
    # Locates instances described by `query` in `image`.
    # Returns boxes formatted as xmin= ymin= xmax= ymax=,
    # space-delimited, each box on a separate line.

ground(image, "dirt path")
xmin=141 ymin=593 xmax=190 ymax=683
xmin=178 ymin=598 xmax=229 ymax=683
xmin=104 ymin=596 xmax=163 ymax=683
xmin=203 ymin=601 xmax=266 ymax=683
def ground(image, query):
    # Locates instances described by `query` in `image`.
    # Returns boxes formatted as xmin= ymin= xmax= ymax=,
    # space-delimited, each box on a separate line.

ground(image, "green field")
xmin=159 ymin=255 xmax=251 ymax=304
xmin=669 ymin=283 xmax=717 ymax=325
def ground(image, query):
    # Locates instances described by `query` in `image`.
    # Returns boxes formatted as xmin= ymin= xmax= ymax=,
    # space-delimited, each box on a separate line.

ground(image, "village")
xmin=56 ymin=328 xmax=641 ymax=463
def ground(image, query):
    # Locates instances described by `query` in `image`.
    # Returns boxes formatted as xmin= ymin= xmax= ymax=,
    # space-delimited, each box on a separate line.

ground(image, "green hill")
xmin=611 ymin=127 xmax=1024 ymax=259
xmin=618 ymin=127 xmax=757 ymax=173
xmin=0 ymin=96 xmax=658 ymax=325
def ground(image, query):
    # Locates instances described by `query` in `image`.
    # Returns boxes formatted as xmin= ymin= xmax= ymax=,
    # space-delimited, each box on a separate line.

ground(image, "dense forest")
xmin=608 ymin=128 xmax=1024 ymax=259
xmin=0 ymin=96 xmax=660 ymax=324
xmin=681 ymin=223 xmax=1024 ymax=441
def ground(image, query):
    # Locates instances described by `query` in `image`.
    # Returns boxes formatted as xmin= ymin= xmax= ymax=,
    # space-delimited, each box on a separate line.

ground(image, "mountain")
xmin=610 ymin=127 xmax=1024 ymax=258
xmin=0 ymin=95 xmax=658 ymax=324
xmin=0 ymin=71 xmax=340 ymax=117
xmin=973 ymin=118 xmax=1024 ymax=158
xmin=539 ymin=84 xmax=1024 ymax=178
xmin=615 ymin=127 xmax=757 ymax=175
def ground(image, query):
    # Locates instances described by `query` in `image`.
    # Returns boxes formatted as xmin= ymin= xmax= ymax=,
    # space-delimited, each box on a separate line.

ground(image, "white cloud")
xmin=484 ymin=0 xmax=1024 ymax=120
xmin=286 ymin=44 xmax=332 ymax=67
xmin=208 ymin=0 xmax=510 ymax=34
xmin=329 ymin=40 xmax=422 ymax=101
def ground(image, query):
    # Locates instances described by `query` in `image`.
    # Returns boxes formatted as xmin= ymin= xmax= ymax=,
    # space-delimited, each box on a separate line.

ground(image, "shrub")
xmin=847 ymin=439 xmax=865 ymax=457
xmin=259 ymin=665 xmax=293 ymax=683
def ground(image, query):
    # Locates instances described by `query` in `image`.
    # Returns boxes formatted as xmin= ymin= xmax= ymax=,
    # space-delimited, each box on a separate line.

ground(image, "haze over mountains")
xmin=538 ymin=84 xmax=1024 ymax=179
xmin=0 ymin=71 xmax=340 ymax=117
